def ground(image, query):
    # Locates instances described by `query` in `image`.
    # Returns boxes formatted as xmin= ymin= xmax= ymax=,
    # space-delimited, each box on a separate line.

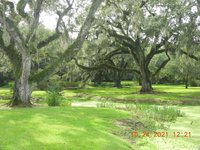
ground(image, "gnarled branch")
xmin=26 ymin=0 xmax=44 ymax=43
xmin=37 ymin=1 xmax=73 ymax=49
xmin=180 ymin=50 xmax=199 ymax=61
xmin=30 ymin=0 xmax=104 ymax=82
xmin=17 ymin=0 xmax=30 ymax=20
xmin=152 ymin=51 xmax=170 ymax=77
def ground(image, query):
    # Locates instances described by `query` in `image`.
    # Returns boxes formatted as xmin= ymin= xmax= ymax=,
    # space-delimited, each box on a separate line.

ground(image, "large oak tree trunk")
xmin=140 ymin=76 xmax=152 ymax=93
xmin=138 ymin=50 xmax=153 ymax=93
xmin=139 ymin=65 xmax=153 ymax=93
xmin=10 ymin=56 xmax=32 ymax=107
xmin=185 ymin=73 xmax=189 ymax=89
xmin=113 ymin=71 xmax=122 ymax=88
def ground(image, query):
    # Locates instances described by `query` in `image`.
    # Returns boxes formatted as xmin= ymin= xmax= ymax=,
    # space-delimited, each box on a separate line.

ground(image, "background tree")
xmin=73 ymin=32 xmax=138 ymax=88
xmin=90 ymin=0 xmax=188 ymax=92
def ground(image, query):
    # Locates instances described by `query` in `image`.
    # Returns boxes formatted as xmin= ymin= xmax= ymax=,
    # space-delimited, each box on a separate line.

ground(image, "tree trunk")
xmin=140 ymin=67 xmax=153 ymax=93
xmin=10 ymin=56 xmax=32 ymax=107
xmin=140 ymin=77 xmax=152 ymax=93
xmin=185 ymin=73 xmax=189 ymax=89
xmin=113 ymin=72 xmax=122 ymax=88
xmin=93 ymin=71 xmax=103 ymax=86
xmin=114 ymin=80 xmax=122 ymax=88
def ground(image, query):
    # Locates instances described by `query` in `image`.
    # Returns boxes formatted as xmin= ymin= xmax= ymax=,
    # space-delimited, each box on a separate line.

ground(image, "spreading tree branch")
xmin=0 ymin=11 xmax=28 ymax=55
xmin=152 ymin=51 xmax=170 ymax=77
xmin=30 ymin=0 xmax=104 ymax=83
xmin=145 ymin=37 xmax=168 ymax=66
xmin=73 ymin=57 xmax=140 ymax=75
xmin=26 ymin=0 xmax=44 ymax=43
xmin=37 ymin=1 xmax=73 ymax=49
xmin=105 ymin=48 xmax=129 ymax=59
xmin=0 ymin=29 xmax=22 ymax=78
xmin=16 ymin=0 xmax=30 ymax=20
xmin=180 ymin=50 xmax=199 ymax=61
xmin=73 ymin=58 xmax=106 ymax=71
xmin=105 ymin=64 xmax=140 ymax=75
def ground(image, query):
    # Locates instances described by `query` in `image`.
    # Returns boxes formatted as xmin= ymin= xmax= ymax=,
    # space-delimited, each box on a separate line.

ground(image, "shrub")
xmin=46 ymin=84 xmax=64 ymax=106
xmin=46 ymin=91 xmax=64 ymax=106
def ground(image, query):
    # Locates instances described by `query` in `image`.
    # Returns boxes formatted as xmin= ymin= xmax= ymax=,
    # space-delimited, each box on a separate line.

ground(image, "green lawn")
xmin=1 ymin=83 xmax=200 ymax=105
xmin=61 ymin=84 xmax=200 ymax=105
xmin=0 ymin=105 xmax=199 ymax=150
xmin=0 ymin=107 xmax=132 ymax=150
xmin=0 ymin=84 xmax=200 ymax=149
xmin=65 ymin=84 xmax=200 ymax=102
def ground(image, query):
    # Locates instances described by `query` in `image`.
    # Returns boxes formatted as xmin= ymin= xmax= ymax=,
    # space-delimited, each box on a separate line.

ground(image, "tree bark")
xmin=113 ymin=71 xmax=122 ymax=88
xmin=10 ymin=56 xmax=32 ymax=107
xmin=139 ymin=65 xmax=153 ymax=93
xmin=138 ymin=48 xmax=153 ymax=93
xmin=114 ymin=80 xmax=122 ymax=88
xmin=185 ymin=74 xmax=189 ymax=89
xmin=93 ymin=71 xmax=103 ymax=85
xmin=140 ymin=77 xmax=152 ymax=93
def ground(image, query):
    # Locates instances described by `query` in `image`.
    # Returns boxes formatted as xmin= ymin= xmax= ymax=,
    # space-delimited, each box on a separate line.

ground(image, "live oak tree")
xmin=0 ymin=0 xmax=104 ymax=106
xmin=95 ymin=0 xmax=193 ymax=93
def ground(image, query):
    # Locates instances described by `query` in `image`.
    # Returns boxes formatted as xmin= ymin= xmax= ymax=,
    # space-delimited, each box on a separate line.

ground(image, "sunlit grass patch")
xmin=0 ymin=107 xmax=132 ymax=150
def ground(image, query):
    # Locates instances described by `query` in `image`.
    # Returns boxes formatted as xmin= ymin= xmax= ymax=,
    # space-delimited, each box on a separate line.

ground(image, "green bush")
xmin=46 ymin=91 xmax=64 ymax=106
xmin=46 ymin=84 xmax=64 ymax=106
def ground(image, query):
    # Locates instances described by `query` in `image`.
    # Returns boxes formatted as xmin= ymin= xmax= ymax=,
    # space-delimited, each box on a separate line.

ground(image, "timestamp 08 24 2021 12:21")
xmin=131 ymin=131 xmax=192 ymax=138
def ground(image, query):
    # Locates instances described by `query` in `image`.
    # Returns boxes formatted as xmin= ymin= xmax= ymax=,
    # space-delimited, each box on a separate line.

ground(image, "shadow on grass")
xmin=0 ymin=107 xmax=132 ymax=150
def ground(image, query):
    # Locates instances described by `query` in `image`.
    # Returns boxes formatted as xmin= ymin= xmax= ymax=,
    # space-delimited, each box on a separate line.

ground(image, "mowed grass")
xmin=0 ymin=84 xmax=200 ymax=149
xmin=1 ymin=83 xmax=200 ymax=105
xmin=0 ymin=107 xmax=132 ymax=150
xmin=61 ymin=84 xmax=200 ymax=104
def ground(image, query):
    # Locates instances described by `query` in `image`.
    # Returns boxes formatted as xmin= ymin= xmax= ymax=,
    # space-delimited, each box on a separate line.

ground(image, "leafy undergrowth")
xmin=101 ymin=104 xmax=184 ymax=142
xmin=0 ymin=107 xmax=132 ymax=150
